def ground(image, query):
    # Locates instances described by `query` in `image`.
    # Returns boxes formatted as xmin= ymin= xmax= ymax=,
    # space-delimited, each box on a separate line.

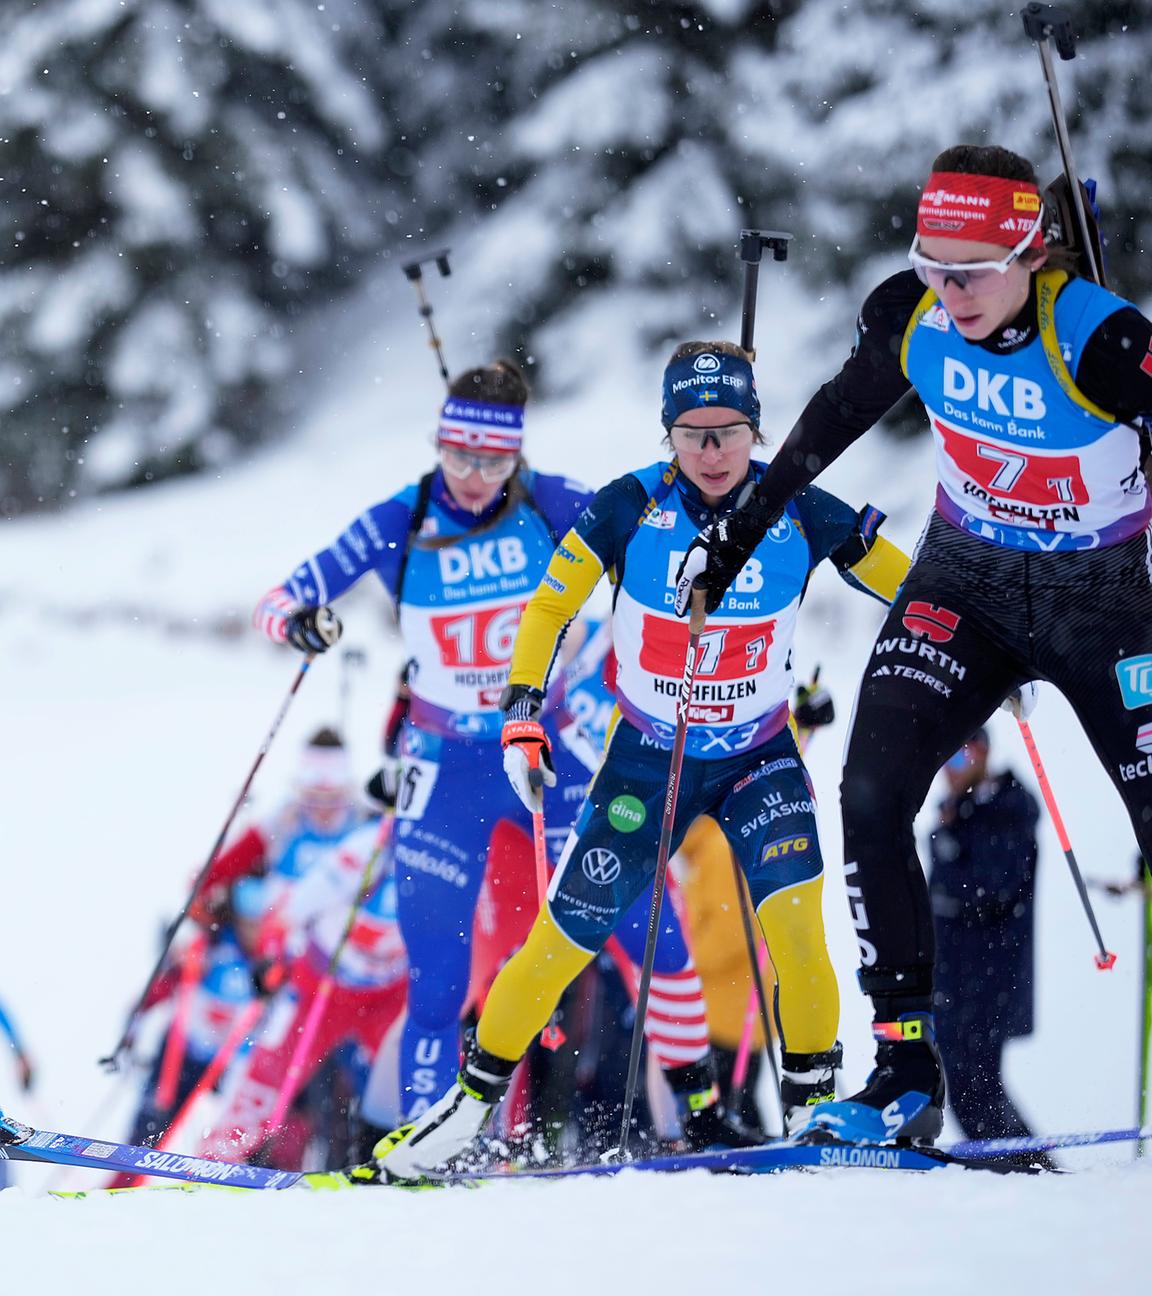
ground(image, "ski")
xmin=2 ymin=1127 xmax=311 ymax=1190
xmin=41 ymin=1140 xmax=990 ymax=1198
xmin=0 ymin=1108 xmax=308 ymax=1189
xmin=8 ymin=1107 xmax=1147 ymax=1195
xmin=449 ymin=1140 xmax=995 ymax=1180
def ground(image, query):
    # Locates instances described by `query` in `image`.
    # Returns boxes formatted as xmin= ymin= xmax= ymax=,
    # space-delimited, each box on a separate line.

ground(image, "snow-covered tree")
xmin=431 ymin=0 xmax=1149 ymax=394
xmin=429 ymin=1 xmax=799 ymax=388
xmin=2 ymin=0 xmax=1146 ymax=510
xmin=0 ymin=0 xmax=392 ymax=512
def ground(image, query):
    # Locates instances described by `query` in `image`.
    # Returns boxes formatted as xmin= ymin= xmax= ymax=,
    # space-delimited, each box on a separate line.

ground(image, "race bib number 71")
xmin=639 ymin=614 xmax=773 ymax=680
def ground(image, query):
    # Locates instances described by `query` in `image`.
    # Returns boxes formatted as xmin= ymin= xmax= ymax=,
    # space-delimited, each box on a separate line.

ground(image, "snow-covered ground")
xmin=1 ymin=259 xmax=1148 ymax=1290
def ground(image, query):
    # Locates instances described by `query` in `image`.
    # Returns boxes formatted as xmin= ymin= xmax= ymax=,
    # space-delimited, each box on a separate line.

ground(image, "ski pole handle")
xmin=688 ymin=581 xmax=708 ymax=635
xmin=738 ymin=229 xmax=792 ymax=357
xmin=1020 ymin=3 xmax=1103 ymax=285
xmin=1021 ymin=3 xmax=1077 ymax=60
xmin=401 ymin=247 xmax=453 ymax=386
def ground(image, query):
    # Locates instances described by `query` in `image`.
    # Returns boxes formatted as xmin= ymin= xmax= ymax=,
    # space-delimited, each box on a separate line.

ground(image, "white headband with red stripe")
xmin=438 ymin=398 xmax=525 ymax=454
xmin=296 ymin=746 xmax=352 ymax=793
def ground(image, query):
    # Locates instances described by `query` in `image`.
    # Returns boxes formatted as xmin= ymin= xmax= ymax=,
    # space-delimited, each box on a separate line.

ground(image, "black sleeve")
xmin=1073 ymin=305 xmax=1152 ymax=425
xmin=751 ymin=270 xmax=923 ymax=518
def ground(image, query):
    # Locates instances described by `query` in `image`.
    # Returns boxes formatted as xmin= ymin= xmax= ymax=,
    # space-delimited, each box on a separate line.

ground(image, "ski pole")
xmin=729 ymin=863 xmax=782 ymax=1127
xmin=600 ymin=935 xmax=680 ymax=1142
xmin=1020 ymin=3 xmax=1103 ymax=286
xmin=262 ymin=815 xmax=395 ymax=1135
xmin=153 ymin=933 xmax=208 ymax=1112
xmin=527 ymin=767 xmax=552 ymax=907
xmin=730 ymin=670 xmax=823 ymax=1111
xmin=1011 ymin=706 xmax=1116 ymax=969
xmin=616 ymin=583 xmax=708 ymax=1158
xmin=1139 ymin=860 xmax=1151 ymax=1157
xmin=738 ymin=229 xmax=793 ymax=358
xmin=949 ymin=1124 xmax=1152 ymax=1160
xmin=730 ymin=940 xmax=771 ymax=1109
xmin=100 ymin=656 xmax=315 ymax=1071
xmin=527 ymin=759 xmax=567 ymax=1052
xmin=402 ymin=247 xmax=453 ymax=387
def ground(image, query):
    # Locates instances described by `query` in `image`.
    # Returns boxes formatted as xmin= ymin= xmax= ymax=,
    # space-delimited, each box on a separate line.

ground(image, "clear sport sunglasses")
xmin=907 ymin=210 xmax=1045 ymax=296
xmin=439 ymin=446 xmax=519 ymax=483
xmin=668 ymin=421 xmax=756 ymax=453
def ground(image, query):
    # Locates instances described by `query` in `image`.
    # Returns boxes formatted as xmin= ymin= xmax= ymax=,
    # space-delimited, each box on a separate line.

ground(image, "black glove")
xmin=793 ymin=683 xmax=835 ymax=730
xmin=499 ymin=683 xmax=545 ymax=722
xmin=499 ymin=686 xmax=554 ymax=811
xmin=251 ymin=958 xmax=286 ymax=999
xmin=674 ymin=494 xmax=783 ymax=616
xmin=284 ymin=605 xmax=342 ymax=654
xmin=365 ymin=762 xmax=399 ymax=811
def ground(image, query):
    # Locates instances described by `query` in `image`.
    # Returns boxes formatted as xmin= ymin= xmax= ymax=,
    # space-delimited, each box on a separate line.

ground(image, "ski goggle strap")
xmin=917 ymin=171 xmax=1045 ymax=250
xmin=438 ymin=398 xmax=525 ymax=453
xmin=661 ymin=350 xmax=760 ymax=430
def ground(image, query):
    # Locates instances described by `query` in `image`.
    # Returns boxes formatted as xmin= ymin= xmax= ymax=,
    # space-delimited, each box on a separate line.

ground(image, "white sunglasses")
xmin=907 ymin=209 xmax=1045 ymax=293
xmin=439 ymin=445 xmax=519 ymax=483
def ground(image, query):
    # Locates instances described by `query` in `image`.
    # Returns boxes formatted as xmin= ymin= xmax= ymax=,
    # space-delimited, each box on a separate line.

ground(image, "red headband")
xmin=917 ymin=171 xmax=1044 ymax=249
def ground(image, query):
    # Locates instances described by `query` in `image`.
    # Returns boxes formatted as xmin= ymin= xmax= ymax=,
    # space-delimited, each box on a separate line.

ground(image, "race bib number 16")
xmin=430 ymin=604 xmax=521 ymax=668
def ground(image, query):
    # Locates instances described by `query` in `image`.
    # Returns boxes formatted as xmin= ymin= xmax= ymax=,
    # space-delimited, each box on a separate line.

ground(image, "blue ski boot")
xmin=797 ymin=1013 xmax=945 ymax=1145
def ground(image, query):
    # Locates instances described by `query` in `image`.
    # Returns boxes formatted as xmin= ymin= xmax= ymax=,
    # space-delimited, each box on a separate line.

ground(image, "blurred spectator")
xmin=929 ymin=727 xmax=1049 ymax=1157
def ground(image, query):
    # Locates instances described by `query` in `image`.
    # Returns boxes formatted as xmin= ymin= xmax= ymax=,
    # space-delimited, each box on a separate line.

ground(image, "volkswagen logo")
xmin=581 ymin=847 xmax=621 ymax=885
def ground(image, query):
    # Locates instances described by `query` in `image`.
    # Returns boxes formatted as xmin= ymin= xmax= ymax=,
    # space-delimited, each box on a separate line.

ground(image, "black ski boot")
xmin=798 ymin=1012 xmax=945 ymax=1145
xmin=0 ymin=1111 xmax=33 ymax=1145
xmin=780 ymin=1042 xmax=842 ymax=1135
xmin=665 ymin=1058 xmax=763 ymax=1151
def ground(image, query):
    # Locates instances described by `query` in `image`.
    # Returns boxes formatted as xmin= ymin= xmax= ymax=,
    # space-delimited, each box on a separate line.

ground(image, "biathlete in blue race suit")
xmin=678 ymin=144 xmax=1152 ymax=1145
xmin=256 ymin=361 xmax=713 ymax=1121
xmin=368 ymin=339 xmax=913 ymax=1183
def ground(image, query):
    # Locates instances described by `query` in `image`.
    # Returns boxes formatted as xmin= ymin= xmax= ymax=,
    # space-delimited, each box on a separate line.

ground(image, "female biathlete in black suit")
xmin=678 ymin=144 xmax=1152 ymax=1144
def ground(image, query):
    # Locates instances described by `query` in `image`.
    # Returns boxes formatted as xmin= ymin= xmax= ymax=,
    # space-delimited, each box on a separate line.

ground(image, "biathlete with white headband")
xmin=363 ymin=340 xmax=913 ymax=1184
xmin=677 ymin=144 xmax=1152 ymax=1145
xmin=255 ymin=361 xmax=721 ymax=1129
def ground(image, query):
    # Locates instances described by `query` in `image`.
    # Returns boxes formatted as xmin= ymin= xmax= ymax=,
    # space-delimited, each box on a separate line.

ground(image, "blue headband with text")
xmin=661 ymin=350 xmax=760 ymax=430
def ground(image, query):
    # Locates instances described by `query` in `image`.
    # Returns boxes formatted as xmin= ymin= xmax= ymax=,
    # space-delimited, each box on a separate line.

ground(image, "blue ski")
xmin=1 ymin=1110 xmax=308 ymax=1189
xmin=449 ymin=1140 xmax=955 ymax=1180
xmin=6 ymin=1107 xmax=1144 ymax=1192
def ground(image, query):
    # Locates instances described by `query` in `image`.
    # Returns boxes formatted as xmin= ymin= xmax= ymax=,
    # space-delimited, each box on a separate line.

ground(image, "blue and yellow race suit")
xmin=474 ymin=460 xmax=909 ymax=1065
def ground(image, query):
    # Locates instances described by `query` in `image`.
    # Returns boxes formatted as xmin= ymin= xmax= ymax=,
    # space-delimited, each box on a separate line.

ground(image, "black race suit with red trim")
xmin=745 ymin=269 xmax=1152 ymax=1009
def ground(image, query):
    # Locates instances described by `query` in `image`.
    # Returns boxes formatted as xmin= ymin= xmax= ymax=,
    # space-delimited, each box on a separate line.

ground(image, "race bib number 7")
xmin=935 ymin=420 xmax=1088 ymax=506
